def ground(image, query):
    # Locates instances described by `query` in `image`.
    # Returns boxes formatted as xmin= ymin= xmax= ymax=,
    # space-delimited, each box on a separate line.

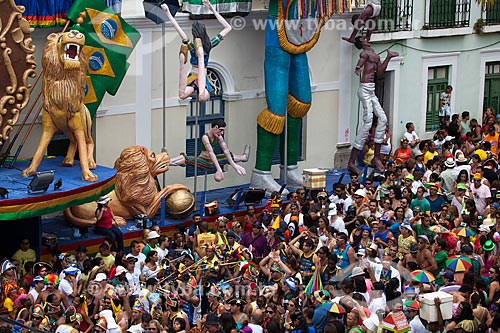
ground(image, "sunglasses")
xmin=489 ymin=271 xmax=496 ymax=274
xmin=266 ymin=310 xmax=274 ymax=314
xmin=418 ymin=241 xmax=426 ymax=244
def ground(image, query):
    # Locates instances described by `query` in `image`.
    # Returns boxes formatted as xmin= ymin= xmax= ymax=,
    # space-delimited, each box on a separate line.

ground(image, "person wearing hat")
xmin=440 ymin=157 xmax=459 ymax=193
xmin=398 ymin=242 xmax=420 ymax=272
xmin=94 ymin=316 xmax=108 ymax=333
xmin=227 ymin=297 xmax=248 ymax=331
xmin=471 ymin=172 xmax=491 ymax=215
xmin=27 ymin=304 xmax=46 ymax=330
xmin=58 ymin=266 xmax=79 ymax=306
xmin=203 ymin=313 xmax=221 ymax=332
xmin=142 ymin=230 xmax=161 ymax=257
xmin=451 ymin=183 xmax=468 ymax=213
xmin=415 ymin=235 xmax=437 ymax=273
xmin=111 ymin=266 xmax=129 ymax=293
xmin=27 ymin=275 xmax=45 ymax=305
xmin=95 ymin=194 xmax=124 ymax=254
xmin=57 ymin=306 xmax=82 ymax=333
xmin=404 ymin=299 xmax=426 ymax=333
xmin=438 ymin=270 xmax=460 ymax=293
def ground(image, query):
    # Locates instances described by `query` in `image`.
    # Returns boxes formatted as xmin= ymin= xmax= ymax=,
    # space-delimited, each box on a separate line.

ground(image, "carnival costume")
xmin=251 ymin=0 xmax=339 ymax=191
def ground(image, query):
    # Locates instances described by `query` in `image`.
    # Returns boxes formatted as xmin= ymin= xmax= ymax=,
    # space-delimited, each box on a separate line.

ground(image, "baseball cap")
xmin=94 ymin=273 xmax=107 ymax=282
xmin=418 ymin=235 xmax=429 ymax=243
xmin=115 ymin=266 xmax=127 ymax=275
xmin=439 ymin=270 xmax=454 ymax=281
xmin=354 ymin=189 xmax=366 ymax=198
xmin=456 ymin=183 xmax=467 ymax=191
xmin=409 ymin=242 xmax=418 ymax=254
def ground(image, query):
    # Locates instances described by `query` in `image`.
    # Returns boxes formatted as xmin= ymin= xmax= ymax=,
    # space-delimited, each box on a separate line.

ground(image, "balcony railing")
xmin=485 ymin=0 xmax=500 ymax=24
xmin=425 ymin=0 xmax=471 ymax=29
xmin=375 ymin=0 xmax=414 ymax=32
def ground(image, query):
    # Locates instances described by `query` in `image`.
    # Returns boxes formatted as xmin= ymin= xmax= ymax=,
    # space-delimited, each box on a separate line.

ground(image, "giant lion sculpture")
xmin=22 ymin=30 xmax=97 ymax=182
xmin=64 ymin=146 xmax=194 ymax=227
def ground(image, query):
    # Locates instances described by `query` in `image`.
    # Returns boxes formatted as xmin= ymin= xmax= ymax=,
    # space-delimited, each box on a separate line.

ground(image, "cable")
xmin=374 ymin=38 xmax=500 ymax=55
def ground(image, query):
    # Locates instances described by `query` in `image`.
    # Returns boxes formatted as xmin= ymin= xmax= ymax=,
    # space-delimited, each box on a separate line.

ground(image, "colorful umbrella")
xmin=453 ymin=227 xmax=475 ymax=237
xmin=446 ymin=255 xmax=472 ymax=272
xmin=430 ymin=225 xmax=449 ymax=234
xmin=410 ymin=270 xmax=435 ymax=283
xmin=321 ymin=302 xmax=346 ymax=314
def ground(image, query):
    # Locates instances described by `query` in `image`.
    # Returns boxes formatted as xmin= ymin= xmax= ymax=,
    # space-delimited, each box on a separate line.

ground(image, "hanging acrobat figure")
xmin=342 ymin=0 xmax=381 ymax=43
xmin=347 ymin=37 xmax=398 ymax=175
xmin=161 ymin=0 xmax=231 ymax=101
xmin=168 ymin=119 xmax=249 ymax=182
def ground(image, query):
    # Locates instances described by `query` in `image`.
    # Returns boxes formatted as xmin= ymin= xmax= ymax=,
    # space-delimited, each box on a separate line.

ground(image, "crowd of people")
xmin=2 ymin=110 xmax=500 ymax=333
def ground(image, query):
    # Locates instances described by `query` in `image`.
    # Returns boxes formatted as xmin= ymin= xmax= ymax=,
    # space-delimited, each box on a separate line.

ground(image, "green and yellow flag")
xmin=67 ymin=0 xmax=140 ymax=116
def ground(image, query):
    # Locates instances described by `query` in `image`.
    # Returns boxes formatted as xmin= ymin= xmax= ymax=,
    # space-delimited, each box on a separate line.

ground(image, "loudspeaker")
xmin=28 ymin=171 xmax=54 ymax=193
xmin=243 ymin=188 xmax=266 ymax=204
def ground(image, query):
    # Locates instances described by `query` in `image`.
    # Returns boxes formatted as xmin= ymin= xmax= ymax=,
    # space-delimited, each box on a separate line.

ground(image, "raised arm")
xmin=217 ymin=135 xmax=246 ymax=176
xmin=161 ymin=3 xmax=188 ymax=41
xmin=204 ymin=0 xmax=232 ymax=38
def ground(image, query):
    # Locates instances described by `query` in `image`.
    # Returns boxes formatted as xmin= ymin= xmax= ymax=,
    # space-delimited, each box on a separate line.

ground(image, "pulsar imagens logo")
xmin=101 ymin=18 xmax=118 ymax=40
xmin=89 ymin=51 xmax=105 ymax=71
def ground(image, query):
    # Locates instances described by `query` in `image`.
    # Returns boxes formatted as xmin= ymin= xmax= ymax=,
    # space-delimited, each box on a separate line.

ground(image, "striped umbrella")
xmin=453 ymin=227 xmax=475 ymax=237
xmin=410 ymin=270 xmax=435 ymax=283
xmin=321 ymin=302 xmax=346 ymax=314
xmin=430 ymin=225 xmax=449 ymax=234
xmin=446 ymin=255 xmax=472 ymax=272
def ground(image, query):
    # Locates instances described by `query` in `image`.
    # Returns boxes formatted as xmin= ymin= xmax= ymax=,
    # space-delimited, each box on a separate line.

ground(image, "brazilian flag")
xmin=67 ymin=0 xmax=140 ymax=117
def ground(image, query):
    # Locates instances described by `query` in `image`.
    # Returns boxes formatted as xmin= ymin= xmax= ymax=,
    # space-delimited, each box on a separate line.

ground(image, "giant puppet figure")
xmin=250 ymin=0 xmax=346 ymax=192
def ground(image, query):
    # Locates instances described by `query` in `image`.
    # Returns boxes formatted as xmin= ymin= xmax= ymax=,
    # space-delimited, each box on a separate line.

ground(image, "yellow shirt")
xmin=11 ymin=249 xmax=36 ymax=275
xmin=424 ymin=151 xmax=438 ymax=165
xmin=484 ymin=132 xmax=499 ymax=156
xmin=95 ymin=253 xmax=115 ymax=271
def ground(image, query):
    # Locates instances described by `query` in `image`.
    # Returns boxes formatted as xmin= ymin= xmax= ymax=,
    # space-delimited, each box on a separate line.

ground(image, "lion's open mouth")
xmin=64 ymin=43 xmax=80 ymax=61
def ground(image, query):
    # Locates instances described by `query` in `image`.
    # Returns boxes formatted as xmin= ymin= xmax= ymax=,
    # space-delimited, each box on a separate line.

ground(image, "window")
xmin=426 ymin=0 xmax=471 ymax=28
xmin=185 ymin=68 xmax=225 ymax=177
xmin=426 ymin=66 xmax=449 ymax=132
xmin=375 ymin=0 xmax=414 ymax=32
xmin=485 ymin=0 xmax=500 ymax=24
xmin=484 ymin=61 xmax=500 ymax=114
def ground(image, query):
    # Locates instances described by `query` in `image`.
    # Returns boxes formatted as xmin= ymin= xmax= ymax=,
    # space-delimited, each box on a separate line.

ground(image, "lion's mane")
xmin=42 ymin=33 xmax=87 ymax=117
xmin=114 ymin=146 xmax=157 ymax=208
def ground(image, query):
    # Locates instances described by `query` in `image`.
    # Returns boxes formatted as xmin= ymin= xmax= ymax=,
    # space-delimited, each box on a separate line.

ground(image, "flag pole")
xmin=161 ymin=22 xmax=167 ymax=187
